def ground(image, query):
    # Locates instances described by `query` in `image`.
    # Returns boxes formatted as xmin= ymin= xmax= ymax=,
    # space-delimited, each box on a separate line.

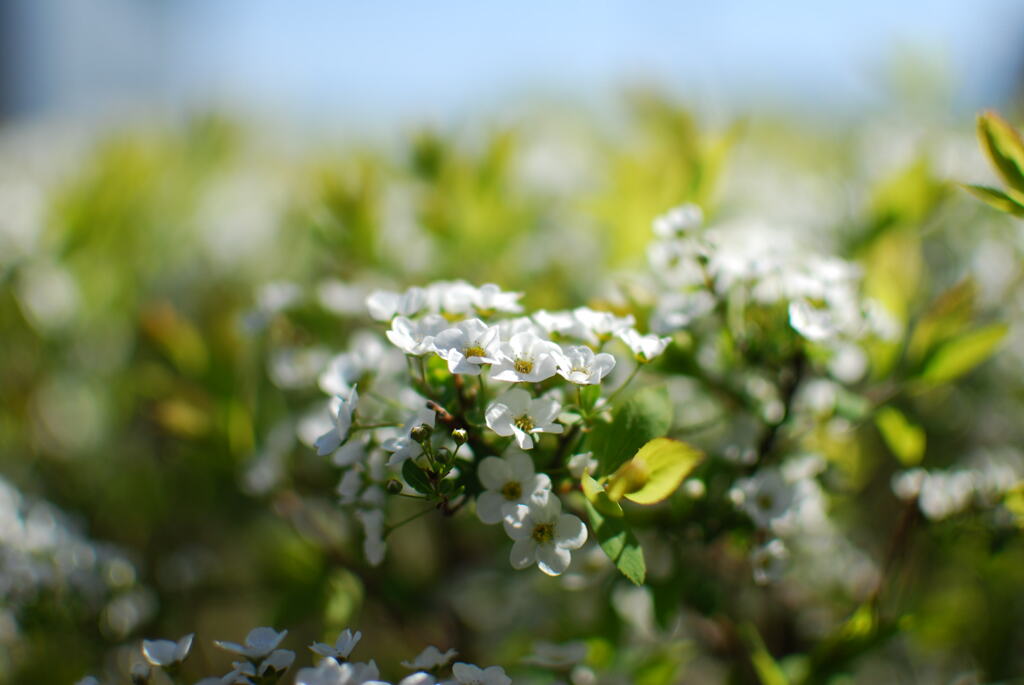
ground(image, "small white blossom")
xmin=311 ymin=629 xmax=363 ymax=660
xmin=616 ymin=329 xmax=671 ymax=362
xmin=652 ymin=203 xmax=703 ymax=238
xmin=433 ymin=318 xmax=501 ymax=375
xmin=731 ymin=468 xmax=798 ymax=530
xmin=367 ymin=288 xmax=425 ymax=321
xmin=485 ymin=389 xmax=563 ymax=450
xmin=555 ymin=345 xmax=616 ymax=385
xmin=751 ymin=539 xmax=789 ymax=585
xmin=315 ymin=387 xmax=359 ymax=456
xmin=451 ymin=662 xmax=511 ymax=685
xmin=142 ymin=633 xmax=194 ymax=667
xmin=401 ymin=645 xmax=458 ymax=670
xmin=382 ymin=405 xmax=437 ymax=467
xmin=503 ymin=494 xmax=588 ymax=576
xmin=521 ymin=641 xmax=588 ymax=668
xmin=567 ymin=452 xmax=598 ymax=479
xmin=260 ymin=649 xmax=296 ymax=675
xmin=473 ymin=283 xmax=524 ymax=314
xmin=295 ymin=657 xmax=386 ymax=685
xmin=214 ymin=627 xmax=288 ymax=660
xmin=475 ymin=451 xmax=552 ymax=524
xmin=356 ymin=508 xmax=387 ymax=566
xmin=490 ymin=332 xmax=561 ymax=383
xmin=386 ymin=315 xmax=449 ymax=356
xmin=571 ymin=307 xmax=635 ymax=344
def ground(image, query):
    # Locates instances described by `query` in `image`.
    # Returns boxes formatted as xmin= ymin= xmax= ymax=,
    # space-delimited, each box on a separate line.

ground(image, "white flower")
xmin=451 ymin=662 xmax=511 ymax=685
xmin=503 ymin=495 xmax=588 ymax=576
xmin=554 ymin=345 xmax=616 ymax=385
xmin=485 ymin=389 xmax=563 ymax=450
xmin=616 ymin=329 xmax=671 ymax=362
xmin=142 ymin=633 xmax=194 ymax=667
xmin=319 ymin=333 xmax=391 ymax=395
xmin=751 ymin=539 xmax=788 ymax=585
xmin=401 ymin=645 xmax=458 ymax=670
xmin=731 ymin=468 xmax=797 ymax=530
xmin=521 ymin=641 xmax=588 ymax=668
xmin=567 ymin=452 xmax=598 ymax=479
xmin=259 ymin=649 xmax=296 ymax=675
xmin=432 ymin=318 xmax=501 ymax=375
xmin=214 ymin=627 xmax=288 ymax=660
xmin=652 ymin=203 xmax=703 ymax=238
xmin=489 ymin=332 xmax=561 ymax=383
xmin=532 ymin=309 xmax=579 ymax=338
xmin=311 ymin=629 xmax=363 ymax=660
xmin=572 ymin=307 xmax=635 ymax=344
xmin=315 ymin=387 xmax=359 ymax=456
xmin=475 ymin=451 xmax=552 ymax=524
xmin=428 ymin=280 xmax=478 ymax=315
xmin=473 ymin=283 xmax=523 ymax=314
xmin=386 ymin=315 xmax=449 ymax=356
xmin=367 ymin=287 xmax=425 ymax=321
xmin=398 ymin=674 xmax=444 ymax=685
xmin=356 ymin=508 xmax=387 ymax=566
xmin=295 ymin=658 xmax=387 ymax=685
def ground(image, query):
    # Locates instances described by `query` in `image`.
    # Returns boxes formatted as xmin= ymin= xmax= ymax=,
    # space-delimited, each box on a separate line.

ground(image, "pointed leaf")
xmin=590 ymin=385 xmax=672 ymax=475
xmin=581 ymin=472 xmax=623 ymax=518
xmin=874 ymin=407 xmax=925 ymax=466
xmin=608 ymin=438 xmax=704 ymax=505
xmin=918 ymin=323 xmax=1008 ymax=385
xmin=402 ymin=460 xmax=433 ymax=495
xmin=963 ymin=184 xmax=1024 ymax=218
xmin=978 ymin=111 xmax=1024 ymax=193
xmin=584 ymin=500 xmax=646 ymax=585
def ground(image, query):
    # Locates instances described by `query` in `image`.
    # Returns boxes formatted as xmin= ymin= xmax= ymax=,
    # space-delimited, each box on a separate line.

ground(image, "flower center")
xmin=513 ymin=415 xmax=535 ymax=432
xmin=513 ymin=358 xmax=534 ymax=374
xmin=756 ymin=493 xmax=775 ymax=511
xmin=531 ymin=522 xmax=554 ymax=543
xmin=464 ymin=345 xmax=486 ymax=358
xmin=501 ymin=481 xmax=522 ymax=500
xmin=571 ymin=365 xmax=588 ymax=374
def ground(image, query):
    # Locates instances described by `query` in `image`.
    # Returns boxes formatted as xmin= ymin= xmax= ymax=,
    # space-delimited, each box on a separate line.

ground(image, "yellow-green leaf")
xmin=918 ymin=323 xmax=1008 ymax=385
xmin=607 ymin=438 xmax=703 ymax=505
xmin=874 ymin=406 xmax=926 ymax=466
xmin=581 ymin=472 xmax=623 ymax=518
xmin=963 ymin=184 xmax=1024 ymax=218
xmin=978 ymin=111 xmax=1024 ymax=193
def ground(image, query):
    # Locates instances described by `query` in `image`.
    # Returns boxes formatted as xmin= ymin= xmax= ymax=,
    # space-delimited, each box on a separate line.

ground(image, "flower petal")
xmin=555 ymin=514 xmax=588 ymax=549
xmin=536 ymin=544 xmax=572 ymax=576
xmin=477 ymin=456 xmax=512 ymax=490
xmin=509 ymin=538 xmax=537 ymax=569
xmin=475 ymin=491 xmax=507 ymax=525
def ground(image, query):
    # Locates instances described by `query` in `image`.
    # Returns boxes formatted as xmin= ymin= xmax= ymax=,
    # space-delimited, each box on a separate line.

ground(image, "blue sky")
xmin=14 ymin=0 xmax=1024 ymax=124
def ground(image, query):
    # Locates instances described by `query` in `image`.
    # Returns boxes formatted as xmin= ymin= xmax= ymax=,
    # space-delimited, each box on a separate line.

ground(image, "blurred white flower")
xmin=567 ymin=452 xmax=598 ymax=479
xmin=386 ymin=315 xmax=449 ymax=356
xmin=521 ymin=640 xmax=588 ymax=668
xmin=311 ymin=629 xmax=363 ymax=660
xmin=367 ymin=288 xmax=425 ymax=321
xmin=652 ymin=203 xmax=703 ymax=238
xmin=616 ymin=329 xmax=671 ymax=362
xmin=356 ymin=509 xmax=387 ymax=566
xmin=473 ymin=283 xmax=524 ymax=314
xmin=401 ymin=645 xmax=458 ymax=670
xmin=315 ymin=387 xmax=359 ymax=457
xmin=750 ymin=539 xmax=789 ymax=585
xmin=214 ymin=627 xmax=288 ymax=660
xmin=451 ymin=662 xmax=511 ymax=685
xmin=142 ymin=633 xmax=194 ymax=667
xmin=295 ymin=657 xmax=386 ymax=685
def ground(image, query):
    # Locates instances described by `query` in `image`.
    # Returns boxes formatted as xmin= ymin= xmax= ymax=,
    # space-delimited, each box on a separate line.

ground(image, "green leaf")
xmin=739 ymin=623 xmax=790 ymax=685
xmin=963 ymin=184 xmax=1024 ymax=218
xmin=874 ymin=407 xmax=926 ymax=466
xmin=907 ymin=279 xmax=977 ymax=363
xmin=606 ymin=438 xmax=703 ymax=505
xmin=581 ymin=472 xmax=623 ymax=518
xmin=584 ymin=500 xmax=646 ymax=585
xmin=918 ymin=323 xmax=1008 ymax=385
xmin=590 ymin=385 xmax=672 ymax=475
xmin=401 ymin=459 xmax=433 ymax=495
xmin=977 ymin=111 xmax=1024 ymax=193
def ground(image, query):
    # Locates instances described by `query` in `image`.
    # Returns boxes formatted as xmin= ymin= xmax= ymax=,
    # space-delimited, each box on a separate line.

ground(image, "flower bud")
xmin=410 ymin=423 xmax=433 ymax=443
xmin=451 ymin=428 xmax=469 ymax=445
xmin=385 ymin=479 xmax=404 ymax=494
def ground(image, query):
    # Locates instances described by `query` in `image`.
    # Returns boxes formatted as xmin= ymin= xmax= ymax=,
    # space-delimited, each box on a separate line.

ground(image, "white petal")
xmin=314 ymin=428 xmax=341 ymax=456
xmin=502 ymin=504 xmax=532 ymax=539
xmin=509 ymin=538 xmax=537 ymax=569
xmin=512 ymin=427 xmax=534 ymax=450
xmin=555 ymin=514 xmax=588 ymax=549
xmin=536 ymin=544 xmax=572 ymax=576
xmin=506 ymin=451 xmax=536 ymax=482
xmin=477 ymin=457 xmax=512 ymax=490
xmin=475 ymin=491 xmax=507 ymax=525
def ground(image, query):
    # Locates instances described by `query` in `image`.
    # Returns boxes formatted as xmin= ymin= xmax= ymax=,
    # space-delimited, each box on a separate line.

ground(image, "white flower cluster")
xmin=892 ymin=451 xmax=1022 ymax=521
xmin=113 ymin=626 xmax=514 ymax=685
xmin=474 ymin=450 xmax=588 ymax=575
xmin=0 ymin=475 xmax=142 ymax=639
xmin=645 ymin=204 xmax=897 ymax=347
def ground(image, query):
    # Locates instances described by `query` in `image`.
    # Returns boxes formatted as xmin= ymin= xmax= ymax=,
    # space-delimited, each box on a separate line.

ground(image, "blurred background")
xmin=4 ymin=2 xmax=1024 ymax=684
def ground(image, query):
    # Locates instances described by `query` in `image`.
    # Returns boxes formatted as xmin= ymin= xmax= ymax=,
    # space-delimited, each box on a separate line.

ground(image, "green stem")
xmin=384 ymin=505 xmax=437 ymax=538
xmin=605 ymin=364 xmax=643 ymax=406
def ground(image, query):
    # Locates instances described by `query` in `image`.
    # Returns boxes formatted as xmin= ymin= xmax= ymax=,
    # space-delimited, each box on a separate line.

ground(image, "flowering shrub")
xmin=3 ymin=102 xmax=1024 ymax=683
